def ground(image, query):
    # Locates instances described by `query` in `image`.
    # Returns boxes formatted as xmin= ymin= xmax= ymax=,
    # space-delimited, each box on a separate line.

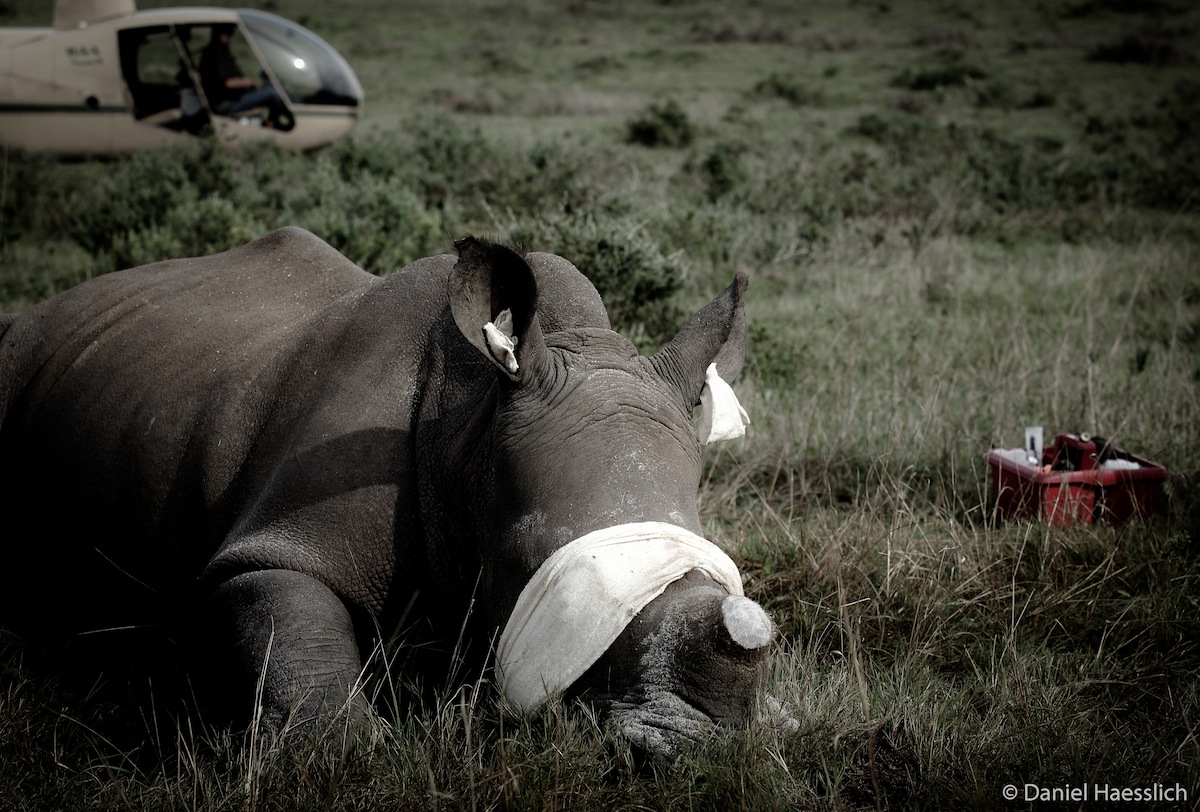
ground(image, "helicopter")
xmin=0 ymin=0 xmax=364 ymax=154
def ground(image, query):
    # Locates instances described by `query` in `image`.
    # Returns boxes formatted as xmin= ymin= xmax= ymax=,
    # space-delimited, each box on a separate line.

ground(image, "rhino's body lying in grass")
xmin=0 ymin=227 xmax=771 ymax=763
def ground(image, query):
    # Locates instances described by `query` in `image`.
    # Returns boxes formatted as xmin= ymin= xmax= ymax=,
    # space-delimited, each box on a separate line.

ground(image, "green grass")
xmin=2 ymin=0 xmax=1199 ymax=808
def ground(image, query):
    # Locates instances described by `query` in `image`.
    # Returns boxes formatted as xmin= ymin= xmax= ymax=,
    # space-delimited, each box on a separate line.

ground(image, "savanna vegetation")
xmin=1 ymin=0 xmax=1198 ymax=809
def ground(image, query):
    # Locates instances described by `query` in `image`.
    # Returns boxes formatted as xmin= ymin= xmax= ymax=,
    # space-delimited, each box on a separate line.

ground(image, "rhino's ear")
xmin=449 ymin=236 xmax=548 ymax=381
xmin=650 ymin=271 xmax=748 ymax=408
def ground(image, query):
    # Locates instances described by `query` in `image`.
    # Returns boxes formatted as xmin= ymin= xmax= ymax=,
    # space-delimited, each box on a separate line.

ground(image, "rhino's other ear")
xmin=449 ymin=237 xmax=548 ymax=380
xmin=651 ymin=271 xmax=748 ymax=408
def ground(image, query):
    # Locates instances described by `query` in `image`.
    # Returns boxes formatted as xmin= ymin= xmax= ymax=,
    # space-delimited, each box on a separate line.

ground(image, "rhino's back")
xmin=1 ymin=227 xmax=372 ymax=418
xmin=0 ymin=229 xmax=385 ymax=634
xmin=2 ymin=227 xmax=380 ymax=525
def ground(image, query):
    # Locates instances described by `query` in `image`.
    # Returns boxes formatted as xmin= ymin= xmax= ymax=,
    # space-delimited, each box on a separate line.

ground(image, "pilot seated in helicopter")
xmin=199 ymin=22 xmax=286 ymax=124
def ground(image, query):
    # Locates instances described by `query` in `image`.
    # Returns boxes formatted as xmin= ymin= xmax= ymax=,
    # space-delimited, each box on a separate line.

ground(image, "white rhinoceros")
xmin=0 ymin=227 xmax=771 ymax=763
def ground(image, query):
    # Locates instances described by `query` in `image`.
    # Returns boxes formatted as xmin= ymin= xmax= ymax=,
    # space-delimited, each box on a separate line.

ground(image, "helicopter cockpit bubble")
xmin=238 ymin=10 xmax=362 ymax=108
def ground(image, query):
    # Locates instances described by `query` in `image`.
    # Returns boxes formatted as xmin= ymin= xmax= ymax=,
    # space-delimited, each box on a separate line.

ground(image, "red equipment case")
xmin=987 ymin=433 xmax=1168 ymax=526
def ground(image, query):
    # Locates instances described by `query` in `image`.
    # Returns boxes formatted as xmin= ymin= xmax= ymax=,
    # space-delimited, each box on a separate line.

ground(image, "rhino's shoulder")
xmin=235 ymin=226 xmax=368 ymax=279
xmin=178 ymin=226 xmax=375 ymax=297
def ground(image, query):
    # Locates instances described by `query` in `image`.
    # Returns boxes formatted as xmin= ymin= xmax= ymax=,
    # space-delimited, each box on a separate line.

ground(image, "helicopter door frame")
xmin=167 ymin=25 xmax=212 ymax=133
xmin=116 ymin=24 xmax=209 ymax=133
xmin=225 ymin=19 xmax=295 ymax=131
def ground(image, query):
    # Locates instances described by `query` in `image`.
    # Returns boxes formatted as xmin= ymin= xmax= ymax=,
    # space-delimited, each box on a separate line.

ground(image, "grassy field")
xmin=2 ymin=0 xmax=1199 ymax=809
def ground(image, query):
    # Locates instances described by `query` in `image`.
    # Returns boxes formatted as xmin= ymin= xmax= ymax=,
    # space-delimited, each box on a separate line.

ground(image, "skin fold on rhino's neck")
xmin=411 ymin=315 xmax=711 ymax=683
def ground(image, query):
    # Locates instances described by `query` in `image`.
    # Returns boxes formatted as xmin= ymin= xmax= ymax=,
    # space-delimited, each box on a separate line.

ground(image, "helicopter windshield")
xmin=238 ymin=9 xmax=363 ymax=107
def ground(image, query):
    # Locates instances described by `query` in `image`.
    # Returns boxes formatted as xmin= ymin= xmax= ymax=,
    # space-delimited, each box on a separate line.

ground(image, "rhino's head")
xmin=434 ymin=237 xmax=772 ymax=763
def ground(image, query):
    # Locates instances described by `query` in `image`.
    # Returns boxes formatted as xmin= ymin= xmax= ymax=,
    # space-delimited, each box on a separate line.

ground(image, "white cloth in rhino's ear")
xmin=496 ymin=521 xmax=744 ymax=712
xmin=483 ymin=308 xmax=519 ymax=373
xmin=699 ymin=363 xmax=749 ymax=444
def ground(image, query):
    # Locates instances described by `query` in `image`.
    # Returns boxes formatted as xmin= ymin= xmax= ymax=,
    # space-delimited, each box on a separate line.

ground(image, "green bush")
xmin=1018 ymin=89 xmax=1057 ymax=109
xmin=753 ymin=73 xmax=825 ymax=107
xmin=1 ymin=122 xmax=691 ymax=331
xmin=506 ymin=213 xmax=684 ymax=346
xmin=1087 ymin=27 xmax=1187 ymax=65
xmin=1078 ymin=79 xmax=1200 ymax=210
xmin=974 ymin=79 xmax=1017 ymax=109
xmin=68 ymin=146 xmax=200 ymax=264
xmin=292 ymin=166 xmax=443 ymax=274
xmin=625 ymin=99 xmax=695 ymax=148
xmin=697 ymin=142 xmax=746 ymax=202
xmin=1063 ymin=0 xmax=1174 ymax=16
xmin=406 ymin=115 xmax=500 ymax=206
xmin=120 ymin=195 xmax=267 ymax=269
xmin=891 ymin=61 xmax=988 ymax=91
xmin=842 ymin=99 xmax=1200 ymax=238
xmin=5 ymin=75 xmax=1196 ymax=320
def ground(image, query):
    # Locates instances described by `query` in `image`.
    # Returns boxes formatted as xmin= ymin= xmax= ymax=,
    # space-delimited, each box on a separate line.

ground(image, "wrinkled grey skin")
xmin=0 ymin=226 xmax=770 ymax=763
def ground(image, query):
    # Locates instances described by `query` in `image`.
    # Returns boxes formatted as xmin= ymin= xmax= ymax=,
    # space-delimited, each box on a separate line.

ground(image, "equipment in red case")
xmin=987 ymin=432 xmax=1168 ymax=526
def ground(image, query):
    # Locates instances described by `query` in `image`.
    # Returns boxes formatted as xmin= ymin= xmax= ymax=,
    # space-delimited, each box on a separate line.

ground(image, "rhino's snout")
xmin=605 ymin=589 xmax=775 ymax=766
xmin=720 ymin=595 xmax=773 ymax=651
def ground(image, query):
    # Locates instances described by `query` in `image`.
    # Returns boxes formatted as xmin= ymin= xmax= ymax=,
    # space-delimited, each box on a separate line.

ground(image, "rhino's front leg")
xmin=200 ymin=569 xmax=366 ymax=731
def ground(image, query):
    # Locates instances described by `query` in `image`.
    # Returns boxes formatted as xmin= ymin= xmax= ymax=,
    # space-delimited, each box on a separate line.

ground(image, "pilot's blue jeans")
xmin=225 ymin=84 xmax=285 ymax=116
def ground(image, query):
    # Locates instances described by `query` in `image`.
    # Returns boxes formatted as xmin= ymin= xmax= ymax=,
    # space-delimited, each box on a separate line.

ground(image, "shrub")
xmin=852 ymin=111 xmax=935 ymax=155
xmin=745 ymin=322 xmax=806 ymax=390
xmin=891 ymin=62 xmax=987 ymax=91
xmin=753 ymin=73 xmax=825 ymax=107
xmin=1064 ymin=0 xmax=1174 ymax=16
xmin=1077 ymin=79 xmax=1200 ymax=210
xmin=293 ymin=166 xmax=443 ymax=275
xmin=506 ymin=213 xmax=684 ymax=346
xmin=329 ymin=122 xmax=607 ymax=228
xmin=685 ymin=21 xmax=795 ymax=45
xmin=1087 ymin=27 xmax=1187 ymax=65
xmin=68 ymin=146 xmax=199 ymax=264
xmin=696 ymin=142 xmax=746 ymax=202
xmin=120 ymin=195 xmax=267 ymax=269
xmin=406 ymin=115 xmax=501 ymax=206
xmin=4 ymin=118 xmax=633 ymax=286
xmin=974 ymin=79 xmax=1017 ymax=109
xmin=911 ymin=29 xmax=978 ymax=49
xmin=1018 ymin=90 xmax=1057 ymax=109
xmin=625 ymin=99 xmax=695 ymax=148
xmin=1 ymin=152 xmax=106 ymax=243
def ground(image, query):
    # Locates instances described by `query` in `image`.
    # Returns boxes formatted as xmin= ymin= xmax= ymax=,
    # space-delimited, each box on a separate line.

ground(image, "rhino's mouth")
xmin=599 ymin=591 xmax=774 ymax=766
xmin=495 ymin=521 xmax=745 ymax=710
xmin=497 ymin=523 xmax=774 ymax=766
xmin=606 ymin=690 xmax=718 ymax=766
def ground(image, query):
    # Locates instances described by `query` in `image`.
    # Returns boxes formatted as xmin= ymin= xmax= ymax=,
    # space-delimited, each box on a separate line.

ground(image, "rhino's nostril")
xmin=720 ymin=595 xmax=773 ymax=649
